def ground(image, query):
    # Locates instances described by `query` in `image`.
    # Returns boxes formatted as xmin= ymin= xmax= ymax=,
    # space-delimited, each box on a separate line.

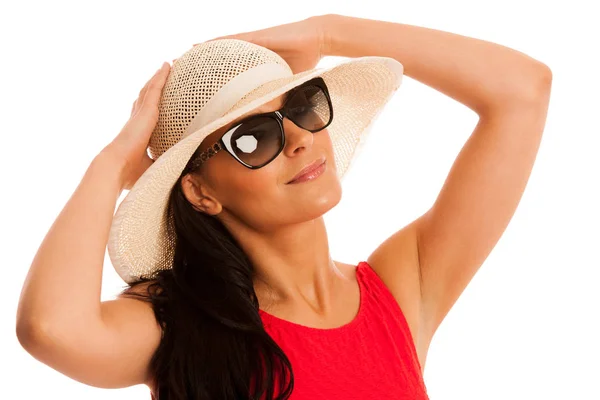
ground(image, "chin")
xmin=292 ymin=176 xmax=343 ymax=221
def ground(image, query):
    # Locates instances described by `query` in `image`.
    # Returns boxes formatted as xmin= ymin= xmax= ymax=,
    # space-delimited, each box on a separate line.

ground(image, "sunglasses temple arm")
xmin=185 ymin=140 xmax=224 ymax=173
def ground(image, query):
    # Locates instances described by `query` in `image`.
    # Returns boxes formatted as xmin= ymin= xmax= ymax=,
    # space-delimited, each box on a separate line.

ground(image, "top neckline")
xmin=258 ymin=261 xmax=367 ymax=335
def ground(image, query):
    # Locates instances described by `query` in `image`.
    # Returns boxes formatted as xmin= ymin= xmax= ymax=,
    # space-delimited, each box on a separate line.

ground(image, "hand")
xmin=101 ymin=62 xmax=171 ymax=191
xmin=196 ymin=15 xmax=331 ymax=74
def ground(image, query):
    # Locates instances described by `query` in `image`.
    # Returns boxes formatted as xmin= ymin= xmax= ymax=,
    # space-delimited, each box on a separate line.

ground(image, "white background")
xmin=2 ymin=0 xmax=598 ymax=399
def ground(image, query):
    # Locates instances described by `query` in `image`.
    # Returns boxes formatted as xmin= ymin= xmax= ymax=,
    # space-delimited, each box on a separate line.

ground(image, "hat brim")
xmin=108 ymin=56 xmax=403 ymax=283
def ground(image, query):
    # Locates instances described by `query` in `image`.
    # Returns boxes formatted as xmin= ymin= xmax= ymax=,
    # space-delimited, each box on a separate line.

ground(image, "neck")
xmin=227 ymin=216 xmax=347 ymax=313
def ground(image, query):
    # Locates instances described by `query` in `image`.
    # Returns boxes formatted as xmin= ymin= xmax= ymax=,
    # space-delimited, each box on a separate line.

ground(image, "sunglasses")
xmin=182 ymin=76 xmax=333 ymax=173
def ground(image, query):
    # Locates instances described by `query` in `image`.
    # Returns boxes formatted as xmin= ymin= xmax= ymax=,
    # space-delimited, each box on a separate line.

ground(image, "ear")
xmin=181 ymin=174 xmax=222 ymax=215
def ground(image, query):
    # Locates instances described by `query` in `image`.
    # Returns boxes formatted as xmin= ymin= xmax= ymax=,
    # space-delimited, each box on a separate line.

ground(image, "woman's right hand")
xmin=102 ymin=62 xmax=171 ymax=191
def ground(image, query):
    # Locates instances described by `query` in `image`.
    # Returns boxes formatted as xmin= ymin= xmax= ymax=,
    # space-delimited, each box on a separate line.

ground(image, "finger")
xmin=138 ymin=66 xmax=163 ymax=103
xmin=132 ymin=66 xmax=165 ymax=117
xmin=130 ymin=99 xmax=137 ymax=117
xmin=138 ymin=63 xmax=171 ymax=115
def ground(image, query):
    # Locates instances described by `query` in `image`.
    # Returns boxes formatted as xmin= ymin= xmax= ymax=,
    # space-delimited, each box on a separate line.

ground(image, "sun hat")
xmin=107 ymin=38 xmax=404 ymax=284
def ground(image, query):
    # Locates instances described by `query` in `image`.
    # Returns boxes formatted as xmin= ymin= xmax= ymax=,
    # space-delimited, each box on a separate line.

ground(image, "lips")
xmin=287 ymin=157 xmax=326 ymax=184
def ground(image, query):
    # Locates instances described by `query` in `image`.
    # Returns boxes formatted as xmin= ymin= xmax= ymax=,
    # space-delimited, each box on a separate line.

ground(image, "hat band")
xmin=182 ymin=63 xmax=292 ymax=139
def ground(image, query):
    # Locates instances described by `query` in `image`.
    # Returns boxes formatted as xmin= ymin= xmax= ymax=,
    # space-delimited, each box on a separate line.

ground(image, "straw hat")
xmin=107 ymin=38 xmax=404 ymax=284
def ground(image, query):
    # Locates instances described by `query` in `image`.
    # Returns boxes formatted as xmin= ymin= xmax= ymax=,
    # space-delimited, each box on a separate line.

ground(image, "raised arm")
xmin=15 ymin=63 xmax=172 ymax=389
xmin=322 ymin=14 xmax=552 ymax=366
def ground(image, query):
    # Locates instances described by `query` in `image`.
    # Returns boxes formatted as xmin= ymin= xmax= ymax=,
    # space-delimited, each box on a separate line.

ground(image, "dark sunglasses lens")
xmin=230 ymin=116 xmax=282 ymax=167
xmin=286 ymin=85 xmax=331 ymax=131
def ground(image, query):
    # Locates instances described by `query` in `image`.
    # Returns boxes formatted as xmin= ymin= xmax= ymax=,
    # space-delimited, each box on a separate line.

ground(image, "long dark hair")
xmin=118 ymin=146 xmax=294 ymax=399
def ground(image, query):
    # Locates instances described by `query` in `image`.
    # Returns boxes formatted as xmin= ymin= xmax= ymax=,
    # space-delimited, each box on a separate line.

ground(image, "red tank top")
xmin=258 ymin=261 xmax=430 ymax=399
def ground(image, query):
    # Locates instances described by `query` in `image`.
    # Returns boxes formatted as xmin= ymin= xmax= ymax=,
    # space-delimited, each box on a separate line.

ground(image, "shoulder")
xmin=363 ymin=219 xmax=430 ymax=370
xmin=117 ymin=279 xmax=163 ymax=390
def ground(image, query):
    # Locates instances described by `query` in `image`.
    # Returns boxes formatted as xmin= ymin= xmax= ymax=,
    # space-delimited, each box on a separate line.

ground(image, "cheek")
xmin=220 ymin=164 xmax=281 ymax=207
xmin=311 ymin=128 xmax=337 ymax=175
xmin=229 ymin=171 xmax=272 ymax=194
xmin=322 ymin=129 xmax=335 ymax=156
xmin=222 ymin=166 xmax=288 ymax=229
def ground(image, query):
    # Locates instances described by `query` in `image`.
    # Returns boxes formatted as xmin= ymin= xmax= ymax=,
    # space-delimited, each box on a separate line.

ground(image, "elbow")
xmin=531 ymin=63 xmax=553 ymax=96
xmin=16 ymin=317 xmax=56 ymax=355
xmin=481 ymin=63 xmax=553 ymax=116
xmin=508 ymin=62 xmax=552 ymax=104
xmin=521 ymin=62 xmax=553 ymax=102
xmin=539 ymin=63 xmax=553 ymax=85
xmin=16 ymin=318 xmax=42 ymax=351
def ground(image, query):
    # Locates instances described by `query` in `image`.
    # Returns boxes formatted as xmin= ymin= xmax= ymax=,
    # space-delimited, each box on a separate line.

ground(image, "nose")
xmin=281 ymin=117 xmax=314 ymax=157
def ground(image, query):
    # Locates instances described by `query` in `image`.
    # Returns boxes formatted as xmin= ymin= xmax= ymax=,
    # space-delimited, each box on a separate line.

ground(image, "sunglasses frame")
xmin=182 ymin=76 xmax=333 ymax=173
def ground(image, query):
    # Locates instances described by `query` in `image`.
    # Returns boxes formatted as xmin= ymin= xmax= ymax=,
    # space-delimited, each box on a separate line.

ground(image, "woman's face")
xmin=181 ymin=90 xmax=342 ymax=231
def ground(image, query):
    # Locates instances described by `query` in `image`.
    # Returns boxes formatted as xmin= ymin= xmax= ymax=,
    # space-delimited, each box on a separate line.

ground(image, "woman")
xmin=16 ymin=13 xmax=552 ymax=400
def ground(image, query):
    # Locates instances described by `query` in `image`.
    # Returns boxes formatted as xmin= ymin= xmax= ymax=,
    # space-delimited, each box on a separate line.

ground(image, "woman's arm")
xmin=323 ymin=13 xmax=551 ymax=115
xmin=15 ymin=62 xmax=171 ymax=388
xmin=16 ymin=151 xmax=161 ymax=388
xmin=17 ymin=151 xmax=124 ymax=335
xmin=321 ymin=14 xmax=552 ymax=355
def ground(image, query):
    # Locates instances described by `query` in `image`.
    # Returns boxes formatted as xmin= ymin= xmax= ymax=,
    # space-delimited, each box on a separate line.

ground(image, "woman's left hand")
xmin=193 ymin=15 xmax=330 ymax=74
